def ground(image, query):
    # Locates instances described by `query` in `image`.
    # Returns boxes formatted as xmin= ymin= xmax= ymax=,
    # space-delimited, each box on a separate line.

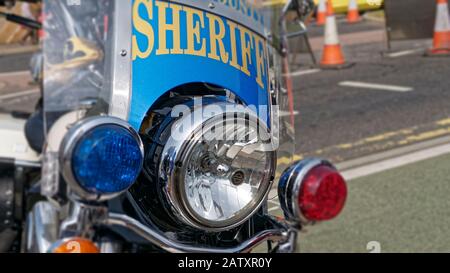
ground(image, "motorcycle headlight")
xmin=60 ymin=116 xmax=144 ymax=201
xmin=158 ymin=102 xmax=275 ymax=231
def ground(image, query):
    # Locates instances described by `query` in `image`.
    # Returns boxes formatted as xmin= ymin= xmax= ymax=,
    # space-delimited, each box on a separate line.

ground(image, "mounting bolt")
xmin=120 ymin=50 xmax=128 ymax=57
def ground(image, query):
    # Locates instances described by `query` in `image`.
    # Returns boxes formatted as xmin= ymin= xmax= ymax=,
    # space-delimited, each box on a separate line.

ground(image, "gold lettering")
xmin=184 ymin=7 xmax=206 ymax=57
xmin=206 ymin=13 xmax=229 ymax=64
xmin=254 ymin=34 xmax=266 ymax=88
xmin=155 ymin=1 xmax=183 ymax=55
xmin=238 ymin=25 xmax=254 ymax=76
xmin=132 ymin=2 xmax=268 ymax=90
xmin=226 ymin=20 xmax=241 ymax=70
xmin=132 ymin=0 xmax=154 ymax=60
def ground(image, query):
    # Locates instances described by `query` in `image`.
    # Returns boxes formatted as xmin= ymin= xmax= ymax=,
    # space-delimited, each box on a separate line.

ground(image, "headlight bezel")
xmin=60 ymin=116 xmax=144 ymax=202
xmin=159 ymin=102 xmax=276 ymax=231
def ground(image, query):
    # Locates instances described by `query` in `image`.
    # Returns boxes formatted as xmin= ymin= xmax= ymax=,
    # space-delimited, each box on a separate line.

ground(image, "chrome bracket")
xmin=59 ymin=202 xmax=108 ymax=239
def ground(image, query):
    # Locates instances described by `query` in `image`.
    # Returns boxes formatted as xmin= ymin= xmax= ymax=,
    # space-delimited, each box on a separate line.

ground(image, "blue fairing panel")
xmin=129 ymin=0 xmax=270 ymax=130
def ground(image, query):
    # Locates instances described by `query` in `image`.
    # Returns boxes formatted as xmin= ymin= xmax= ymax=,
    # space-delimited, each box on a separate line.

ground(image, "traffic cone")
xmin=316 ymin=0 xmax=327 ymax=26
xmin=347 ymin=0 xmax=361 ymax=24
xmin=320 ymin=0 xmax=346 ymax=68
xmin=428 ymin=0 xmax=450 ymax=56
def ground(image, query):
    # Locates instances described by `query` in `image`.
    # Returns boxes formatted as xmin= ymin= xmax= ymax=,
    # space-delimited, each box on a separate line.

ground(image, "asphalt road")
xmin=0 ymin=51 xmax=39 ymax=113
xmin=291 ymin=18 xmax=450 ymax=163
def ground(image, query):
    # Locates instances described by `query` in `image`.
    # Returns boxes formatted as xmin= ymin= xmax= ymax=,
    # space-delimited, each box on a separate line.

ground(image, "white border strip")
xmin=341 ymin=142 xmax=450 ymax=181
xmin=288 ymin=69 xmax=321 ymax=77
xmin=279 ymin=110 xmax=299 ymax=117
xmin=386 ymin=48 xmax=424 ymax=58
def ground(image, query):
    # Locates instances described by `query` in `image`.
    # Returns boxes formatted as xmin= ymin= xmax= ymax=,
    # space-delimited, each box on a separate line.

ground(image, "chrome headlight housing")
xmin=155 ymin=101 xmax=276 ymax=231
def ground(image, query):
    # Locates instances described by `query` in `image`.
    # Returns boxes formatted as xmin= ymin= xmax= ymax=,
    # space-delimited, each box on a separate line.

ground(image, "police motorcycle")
xmin=0 ymin=0 xmax=348 ymax=253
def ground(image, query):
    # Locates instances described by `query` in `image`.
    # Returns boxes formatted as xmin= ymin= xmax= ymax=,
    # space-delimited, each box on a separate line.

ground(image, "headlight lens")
xmin=182 ymin=118 xmax=273 ymax=226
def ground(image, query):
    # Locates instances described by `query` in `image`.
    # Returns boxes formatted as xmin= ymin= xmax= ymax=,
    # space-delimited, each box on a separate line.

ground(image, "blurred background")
xmin=266 ymin=0 xmax=450 ymax=253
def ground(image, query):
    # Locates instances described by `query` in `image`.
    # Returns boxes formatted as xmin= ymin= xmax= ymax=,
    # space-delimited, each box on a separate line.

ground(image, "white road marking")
xmin=279 ymin=110 xmax=299 ymax=117
xmin=288 ymin=68 xmax=321 ymax=77
xmin=0 ymin=88 xmax=39 ymax=100
xmin=386 ymin=48 xmax=424 ymax=58
xmin=341 ymin=142 xmax=450 ymax=181
xmin=0 ymin=70 xmax=30 ymax=78
xmin=339 ymin=81 xmax=413 ymax=92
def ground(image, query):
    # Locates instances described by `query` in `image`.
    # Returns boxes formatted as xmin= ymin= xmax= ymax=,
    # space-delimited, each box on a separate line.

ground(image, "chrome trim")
xmin=274 ymin=228 xmax=298 ymax=253
xmin=108 ymin=0 xmax=133 ymax=120
xmin=159 ymin=102 xmax=276 ymax=231
xmin=0 ymin=157 xmax=41 ymax=168
xmin=14 ymin=159 xmax=41 ymax=168
xmin=102 ymin=213 xmax=292 ymax=253
xmin=60 ymin=116 xmax=144 ymax=202
xmin=99 ymin=240 xmax=122 ymax=253
xmin=59 ymin=202 xmax=108 ymax=239
xmin=25 ymin=202 xmax=59 ymax=253
xmin=168 ymin=0 xmax=266 ymax=36
xmin=278 ymin=158 xmax=334 ymax=225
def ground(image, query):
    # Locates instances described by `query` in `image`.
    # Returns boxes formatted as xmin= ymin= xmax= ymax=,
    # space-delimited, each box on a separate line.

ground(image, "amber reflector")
xmin=52 ymin=238 xmax=99 ymax=253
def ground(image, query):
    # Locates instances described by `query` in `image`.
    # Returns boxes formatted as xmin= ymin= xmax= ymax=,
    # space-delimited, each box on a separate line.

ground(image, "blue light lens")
xmin=71 ymin=125 xmax=143 ymax=194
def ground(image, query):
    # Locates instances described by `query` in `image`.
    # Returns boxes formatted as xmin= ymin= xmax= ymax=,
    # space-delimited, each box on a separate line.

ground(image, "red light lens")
xmin=298 ymin=165 xmax=347 ymax=221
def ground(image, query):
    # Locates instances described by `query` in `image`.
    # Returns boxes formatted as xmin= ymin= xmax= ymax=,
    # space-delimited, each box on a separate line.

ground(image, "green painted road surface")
xmin=273 ymin=153 xmax=450 ymax=253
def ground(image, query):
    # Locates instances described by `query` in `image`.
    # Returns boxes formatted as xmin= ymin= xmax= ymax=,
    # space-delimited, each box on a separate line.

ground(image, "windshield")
xmin=43 ymin=0 xmax=116 ymax=126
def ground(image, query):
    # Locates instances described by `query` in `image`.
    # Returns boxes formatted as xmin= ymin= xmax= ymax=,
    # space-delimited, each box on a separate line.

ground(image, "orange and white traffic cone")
xmin=347 ymin=0 xmax=361 ymax=24
xmin=320 ymin=0 xmax=346 ymax=68
xmin=428 ymin=0 xmax=450 ymax=56
xmin=316 ymin=0 xmax=327 ymax=26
